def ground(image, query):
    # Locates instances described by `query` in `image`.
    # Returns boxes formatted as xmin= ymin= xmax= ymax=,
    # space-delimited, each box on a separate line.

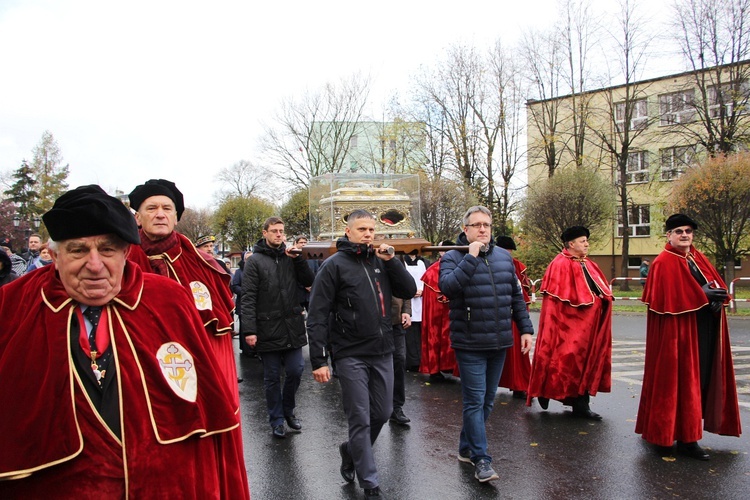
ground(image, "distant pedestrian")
xmin=636 ymin=214 xmax=741 ymax=460
xmin=402 ymin=251 xmax=427 ymax=371
xmin=390 ymin=295 xmax=412 ymax=426
xmin=639 ymin=258 xmax=650 ymax=285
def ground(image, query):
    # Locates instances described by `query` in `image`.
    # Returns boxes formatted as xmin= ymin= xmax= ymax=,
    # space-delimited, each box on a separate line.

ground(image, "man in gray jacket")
xmin=439 ymin=206 xmax=534 ymax=483
xmin=242 ymin=216 xmax=315 ymax=438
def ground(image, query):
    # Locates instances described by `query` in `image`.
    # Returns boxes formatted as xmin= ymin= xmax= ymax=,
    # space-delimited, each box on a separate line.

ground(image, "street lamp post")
xmin=13 ymin=214 xmax=41 ymax=247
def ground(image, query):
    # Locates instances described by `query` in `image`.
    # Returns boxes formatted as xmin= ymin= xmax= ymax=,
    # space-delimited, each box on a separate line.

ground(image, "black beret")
xmin=665 ymin=213 xmax=698 ymax=231
xmin=128 ymin=179 xmax=185 ymax=221
xmin=439 ymin=240 xmax=455 ymax=246
xmin=495 ymin=235 xmax=517 ymax=250
xmin=561 ymin=226 xmax=590 ymax=243
xmin=43 ymin=185 xmax=140 ymax=244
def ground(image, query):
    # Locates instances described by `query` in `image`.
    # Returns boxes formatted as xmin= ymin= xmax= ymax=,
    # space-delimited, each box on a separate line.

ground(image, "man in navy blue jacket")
xmin=439 ymin=206 xmax=534 ymax=483
xmin=307 ymin=209 xmax=416 ymax=499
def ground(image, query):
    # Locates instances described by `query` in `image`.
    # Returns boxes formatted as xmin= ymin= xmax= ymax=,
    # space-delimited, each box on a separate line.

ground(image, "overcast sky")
xmin=0 ymin=0 xmax=676 ymax=209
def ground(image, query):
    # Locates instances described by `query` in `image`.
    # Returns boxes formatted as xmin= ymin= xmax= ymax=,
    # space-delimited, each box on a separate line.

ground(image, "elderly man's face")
xmin=28 ymin=236 xmax=42 ymax=251
xmin=667 ymin=225 xmax=694 ymax=252
xmin=134 ymin=195 xmax=177 ymax=241
xmin=51 ymin=235 xmax=129 ymax=306
xmin=567 ymin=236 xmax=589 ymax=257
xmin=464 ymin=212 xmax=492 ymax=245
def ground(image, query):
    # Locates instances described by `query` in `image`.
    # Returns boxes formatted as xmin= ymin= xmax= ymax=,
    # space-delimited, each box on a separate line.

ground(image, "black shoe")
xmin=428 ymin=372 xmax=445 ymax=383
xmin=389 ymin=407 xmax=411 ymax=425
xmin=285 ymin=415 xmax=302 ymax=430
xmin=571 ymin=408 xmax=603 ymax=421
xmin=676 ymin=441 xmax=710 ymax=461
xmin=339 ymin=442 xmax=355 ymax=483
xmin=512 ymin=390 xmax=527 ymax=399
xmin=364 ymin=486 xmax=383 ymax=498
xmin=538 ymin=397 xmax=549 ymax=410
xmin=272 ymin=425 xmax=286 ymax=438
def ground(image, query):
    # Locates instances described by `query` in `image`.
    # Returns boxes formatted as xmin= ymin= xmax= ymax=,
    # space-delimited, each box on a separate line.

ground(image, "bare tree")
xmin=176 ymin=207 xmax=215 ymax=243
xmin=260 ymin=74 xmax=371 ymax=189
xmin=671 ymin=0 xmax=750 ymax=155
xmin=419 ymin=175 xmax=478 ymax=245
xmin=521 ymin=28 xmax=566 ymax=178
xmin=216 ymin=160 xmax=271 ymax=202
xmin=587 ymin=0 xmax=654 ymax=286
xmin=413 ymin=44 xmax=482 ymax=191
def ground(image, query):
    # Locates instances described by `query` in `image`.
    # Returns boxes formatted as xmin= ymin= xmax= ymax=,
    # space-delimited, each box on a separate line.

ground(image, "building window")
xmin=660 ymin=145 xmax=696 ymax=181
xmin=616 ymin=151 xmax=649 ymax=185
xmin=617 ymin=205 xmax=650 ymax=237
xmin=708 ymin=81 xmax=750 ymax=119
xmin=659 ymin=90 xmax=695 ymax=125
xmin=735 ymin=258 xmax=742 ymax=269
xmin=349 ymin=135 xmax=358 ymax=148
xmin=615 ymin=99 xmax=648 ymax=131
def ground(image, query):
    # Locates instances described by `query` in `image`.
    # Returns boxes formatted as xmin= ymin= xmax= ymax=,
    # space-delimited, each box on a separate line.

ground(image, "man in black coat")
xmin=241 ymin=217 xmax=315 ymax=438
xmin=307 ymin=209 xmax=417 ymax=499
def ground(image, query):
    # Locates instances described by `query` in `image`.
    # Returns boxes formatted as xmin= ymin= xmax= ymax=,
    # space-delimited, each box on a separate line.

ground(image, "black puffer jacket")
xmin=439 ymin=232 xmax=533 ymax=351
xmin=240 ymin=239 xmax=315 ymax=352
xmin=307 ymin=237 xmax=417 ymax=370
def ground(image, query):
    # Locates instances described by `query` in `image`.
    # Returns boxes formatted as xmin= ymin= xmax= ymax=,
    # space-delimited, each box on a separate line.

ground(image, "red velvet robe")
xmin=499 ymin=258 xmax=532 ymax=391
xmin=0 ymin=263 xmax=245 ymax=498
xmin=419 ymin=260 xmax=458 ymax=375
xmin=527 ymin=250 xmax=613 ymax=405
xmin=128 ymin=232 xmax=250 ymax=498
xmin=635 ymin=244 xmax=741 ymax=446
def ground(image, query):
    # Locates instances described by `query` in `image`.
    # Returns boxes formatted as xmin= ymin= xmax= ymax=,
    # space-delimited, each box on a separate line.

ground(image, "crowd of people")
xmin=0 ymin=184 xmax=742 ymax=498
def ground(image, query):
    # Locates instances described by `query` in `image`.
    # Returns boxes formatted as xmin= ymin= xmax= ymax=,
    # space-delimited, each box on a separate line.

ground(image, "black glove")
xmin=710 ymin=301 xmax=724 ymax=314
xmin=702 ymin=283 xmax=728 ymax=302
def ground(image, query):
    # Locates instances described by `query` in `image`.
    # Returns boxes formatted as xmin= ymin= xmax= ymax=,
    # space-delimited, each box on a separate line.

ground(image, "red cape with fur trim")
xmin=635 ymin=244 xmax=741 ymax=446
xmin=526 ymin=250 xmax=613 ymax=404
xmin=0 ymin=263 xmax=246 ymax=498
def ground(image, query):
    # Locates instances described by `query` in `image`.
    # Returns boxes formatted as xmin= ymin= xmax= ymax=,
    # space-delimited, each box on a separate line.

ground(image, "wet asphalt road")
xmin=236 ymin=313 xmax=750 ymax=499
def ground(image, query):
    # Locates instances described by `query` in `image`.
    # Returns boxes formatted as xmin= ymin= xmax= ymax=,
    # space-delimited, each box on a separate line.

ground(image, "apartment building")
xmin=526 ymin=61 xmax=750 ymax=280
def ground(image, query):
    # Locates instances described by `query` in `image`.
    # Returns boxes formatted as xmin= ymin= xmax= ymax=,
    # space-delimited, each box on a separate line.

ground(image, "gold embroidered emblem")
xmin=190 ymin=281 xmax=213 ymax=311
xmin=157 ymin=342 xmax=198 ymax=402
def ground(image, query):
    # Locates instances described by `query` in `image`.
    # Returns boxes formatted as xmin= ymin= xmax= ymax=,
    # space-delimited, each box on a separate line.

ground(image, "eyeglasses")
xmin=466 ymin=222 xmax=491 ymax=229
xmin=670 ymin=228 xmax=694 ymax=235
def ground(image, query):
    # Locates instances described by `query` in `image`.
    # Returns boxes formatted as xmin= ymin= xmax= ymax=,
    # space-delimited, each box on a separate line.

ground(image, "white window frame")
xmin=708 ymin=81 xmax=749 ymax=119
xmin=622 ymin=151 xmax=649 ymax=184
xmin=660 ymin=145 xmax=696 ymax=181
xmin=617 ymin=205 xmax=651 ymax=237
xmin=615 ymin=99 xmax=648 ymax=131
xmin=659 ymin=90 xmax=695 ymax=125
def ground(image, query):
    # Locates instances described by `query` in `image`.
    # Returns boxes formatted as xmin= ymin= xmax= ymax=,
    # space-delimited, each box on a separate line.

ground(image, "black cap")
xmin=128 ymin=179 xmax=185 ymax=221
xmin=495 ymin=236 xmax=516 ymax=250
xmin=195 ymin=235 xmax=216 ymax=247
xmin=43 ymin=185 xmax=140 ymax=244
xmin=561 ymin=226 xmax=590 ymax=243
xmin=665 ymin=213 xmax=698 ymax=231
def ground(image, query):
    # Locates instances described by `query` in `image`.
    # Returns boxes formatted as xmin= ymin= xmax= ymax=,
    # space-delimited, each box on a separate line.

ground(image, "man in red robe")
xmin=127 ymin=179 xmax=249 ymax=497
xmin=636 ymin=213 xmax=741 ymax=460
xmin=0 ymin=185 xmax=247 ymax=498
xmin=526 ymin=226 xmax=613 ymax=420
xmin=495 ymin=236 xmax=533 ymax=399
xmin=419 ymin=240 xmax=458 ymax=380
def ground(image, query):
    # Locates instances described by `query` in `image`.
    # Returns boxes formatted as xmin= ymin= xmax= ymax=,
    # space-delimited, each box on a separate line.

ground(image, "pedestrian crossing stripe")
xmin=610 ymin=340 xmax=750 ymax=410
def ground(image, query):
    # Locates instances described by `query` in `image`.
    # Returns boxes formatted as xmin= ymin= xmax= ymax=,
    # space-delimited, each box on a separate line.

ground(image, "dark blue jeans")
xmin=454 ymin=348 xmax=507 ymax=463
xmin=392 ymin=326 xmax=406 ymax=409
xmin=261 ymin=347 xmax=304 ymax=428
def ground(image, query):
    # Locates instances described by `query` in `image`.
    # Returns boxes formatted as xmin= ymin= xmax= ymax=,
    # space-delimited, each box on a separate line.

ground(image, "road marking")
xmin=611 ymin=340 xmax=750 ymax=410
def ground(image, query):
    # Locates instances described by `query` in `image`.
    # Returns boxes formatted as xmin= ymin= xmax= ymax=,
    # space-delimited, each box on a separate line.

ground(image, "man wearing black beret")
xmin=0 ymin=185 xmax=248 ymax=497
xmin=636 ymin=214 xmax=741 ymax=460
xmin=127 ymin=179 xmax=250 ymax=497
xmin=527 ymin=225 xmax=613 ymax=420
